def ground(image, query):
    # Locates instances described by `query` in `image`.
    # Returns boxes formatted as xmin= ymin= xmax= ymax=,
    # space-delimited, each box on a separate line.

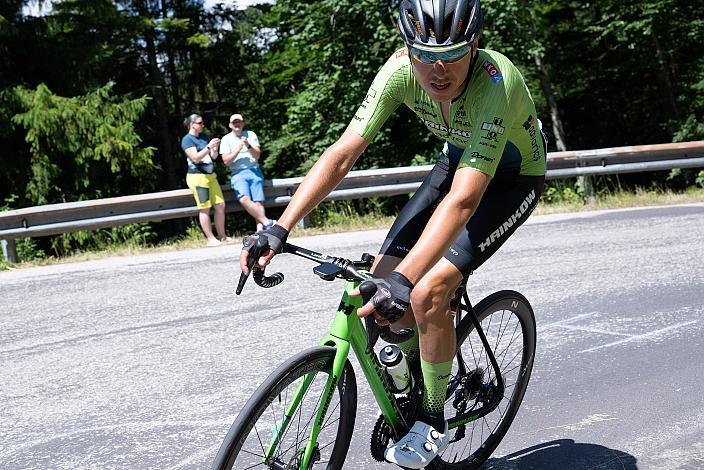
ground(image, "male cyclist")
xmin=241 ymin=0 xmax=546 ymax=467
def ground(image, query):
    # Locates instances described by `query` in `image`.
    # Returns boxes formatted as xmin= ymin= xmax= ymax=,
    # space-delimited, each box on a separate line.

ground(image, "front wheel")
xmin=212 ymin=346 xmax=357 ymax=469
xmin=432 ymin=290 xmax=537 ymax=469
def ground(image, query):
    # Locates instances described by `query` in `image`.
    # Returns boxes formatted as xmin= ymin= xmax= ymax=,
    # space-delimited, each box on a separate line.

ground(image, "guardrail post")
xmin=579 ymin=175 xmax=596 ymax=204
xmin=2 ymin=239 xmax=18 ymax=263
xmin=297 ymin=215 xmax=312 ymax=230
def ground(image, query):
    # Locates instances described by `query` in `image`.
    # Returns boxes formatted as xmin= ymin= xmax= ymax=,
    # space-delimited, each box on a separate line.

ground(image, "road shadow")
xmin=481 ymin=439 xmax=638 ymax=469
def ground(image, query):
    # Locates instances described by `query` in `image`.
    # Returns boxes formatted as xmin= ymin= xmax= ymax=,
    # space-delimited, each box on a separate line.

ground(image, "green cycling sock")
xmin=420 ymin=358 xmax=453 ymax=426
xmin=398 ymin=326 xmax=420 ymax=366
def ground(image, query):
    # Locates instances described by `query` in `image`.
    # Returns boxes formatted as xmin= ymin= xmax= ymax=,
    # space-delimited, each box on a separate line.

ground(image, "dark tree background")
xmin=1 ymin=0 xmax=703 ymax=247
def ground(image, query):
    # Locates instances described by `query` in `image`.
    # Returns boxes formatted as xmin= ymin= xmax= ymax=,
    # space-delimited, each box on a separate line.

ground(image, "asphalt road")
xmin=1 ymin=203 xmax=703 ymax=470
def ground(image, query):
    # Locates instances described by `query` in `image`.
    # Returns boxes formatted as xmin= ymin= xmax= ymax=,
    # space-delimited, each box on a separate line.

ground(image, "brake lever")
xmin=359 ymin=281 xmax=381 ymax=354
xmin=236 ymin=235 xmax=270 ymax=295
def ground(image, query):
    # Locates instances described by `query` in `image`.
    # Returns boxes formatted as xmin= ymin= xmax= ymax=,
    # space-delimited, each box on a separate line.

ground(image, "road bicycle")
xmin=212 ymin=237 xmax=536 ymax=469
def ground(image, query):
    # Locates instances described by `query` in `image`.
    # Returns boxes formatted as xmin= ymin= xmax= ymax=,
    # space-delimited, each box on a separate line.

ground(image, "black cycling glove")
xmin=360 ymin=271 xmax=414 ymax=324
xmin=242 ymin=224 xmax=289 ymax=261
xmin=258 ymin=223 xmax=289 ymax=255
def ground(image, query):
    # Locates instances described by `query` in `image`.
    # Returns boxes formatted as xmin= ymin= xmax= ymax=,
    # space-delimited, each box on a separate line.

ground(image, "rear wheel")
xmin=212 ymin=346 xmax=357 ymax=469
xmin=432 ymin=290 xmax=536 ymax=469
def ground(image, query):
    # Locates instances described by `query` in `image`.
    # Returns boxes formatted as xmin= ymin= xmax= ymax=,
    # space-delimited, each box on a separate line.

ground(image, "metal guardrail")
xmin=2 ymin=141 xmax=703 ymax=262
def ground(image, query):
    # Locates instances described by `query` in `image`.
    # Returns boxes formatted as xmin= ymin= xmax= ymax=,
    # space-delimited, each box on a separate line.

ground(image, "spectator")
xmin=181 ymin=113 xmax=231 ymax=247
xmin=220 ymin=113 xmax=274 ymax=232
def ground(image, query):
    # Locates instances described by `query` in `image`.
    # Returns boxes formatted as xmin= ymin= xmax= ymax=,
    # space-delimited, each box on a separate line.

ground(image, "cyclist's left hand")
xmin=354 ymin=271 xmax=413 ymax=324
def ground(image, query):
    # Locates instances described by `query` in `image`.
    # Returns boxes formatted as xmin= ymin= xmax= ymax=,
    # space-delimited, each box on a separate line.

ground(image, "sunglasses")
xmin=410 ymin=43 xmax=473 ymax=65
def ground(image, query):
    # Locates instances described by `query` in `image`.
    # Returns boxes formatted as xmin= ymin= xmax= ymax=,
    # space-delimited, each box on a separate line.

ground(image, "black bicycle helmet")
xmin=397 ymin=0 xmax=483 ymax=47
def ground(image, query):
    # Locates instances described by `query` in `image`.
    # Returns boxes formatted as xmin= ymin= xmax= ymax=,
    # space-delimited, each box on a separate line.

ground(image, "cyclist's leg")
xmin=412 ymin=170 xmax=544 ymax=426
xmin=448 ymin=171 xmax=545 ymax=273
xmin=412 ymin=259 xmax=463 ymax=363
xmin=375 ymin=151 xmax=454 ymax=330
xmin=386 ymin=171 xmax=545 ymax=468
xmin=373 ymin=153 xmax=454 ymax=372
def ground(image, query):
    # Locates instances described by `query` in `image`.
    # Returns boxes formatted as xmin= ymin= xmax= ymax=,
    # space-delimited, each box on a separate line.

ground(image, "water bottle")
xmin=379 ymin=345 xmax=411 ymax=394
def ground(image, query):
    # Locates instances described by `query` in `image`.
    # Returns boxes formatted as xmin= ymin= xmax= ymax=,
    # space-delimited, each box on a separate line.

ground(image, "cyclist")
xmin=241 ymin=0 xmax=546 ymax=467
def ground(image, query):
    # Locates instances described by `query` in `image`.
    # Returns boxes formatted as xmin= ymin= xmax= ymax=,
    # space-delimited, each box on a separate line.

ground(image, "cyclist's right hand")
xmin=239 ymin=224 xmax=289 ymax=275
xmin=356 ymin=271 xmax=414 ymax=324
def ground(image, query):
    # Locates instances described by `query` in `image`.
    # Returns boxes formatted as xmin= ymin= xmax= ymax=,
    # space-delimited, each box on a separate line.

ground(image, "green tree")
xmin=9 ymin=83 xmax=154 ymax=204
xmin=248 ymin=0 xmax=438 ymax=177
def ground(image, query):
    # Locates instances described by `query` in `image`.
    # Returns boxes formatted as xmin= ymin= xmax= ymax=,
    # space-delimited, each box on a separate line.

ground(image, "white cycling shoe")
xmin=384 ymin=420 xmax=449 ymax=469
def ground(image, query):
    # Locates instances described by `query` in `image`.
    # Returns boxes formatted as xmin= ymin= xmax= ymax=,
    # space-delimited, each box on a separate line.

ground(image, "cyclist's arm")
xmin=394 ymin=166 xmax=491 ymax=283
xmin=277 ymin=130 xmax=368 ymax=231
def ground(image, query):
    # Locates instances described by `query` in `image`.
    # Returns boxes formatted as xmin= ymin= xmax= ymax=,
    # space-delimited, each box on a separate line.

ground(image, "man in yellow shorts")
xmin=181 ymin=113 xmax=231 ymax=247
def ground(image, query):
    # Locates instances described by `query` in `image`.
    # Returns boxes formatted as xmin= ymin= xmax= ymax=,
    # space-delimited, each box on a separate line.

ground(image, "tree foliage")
xmin=8 ymin=83 xmax=154 ymax=204
xmin=0 ymin=0 xmax=702 ymax=215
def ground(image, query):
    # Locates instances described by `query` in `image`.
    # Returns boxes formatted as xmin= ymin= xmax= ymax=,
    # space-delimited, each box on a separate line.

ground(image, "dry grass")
xmin=533 ymin=187 xmax=704 ymax=215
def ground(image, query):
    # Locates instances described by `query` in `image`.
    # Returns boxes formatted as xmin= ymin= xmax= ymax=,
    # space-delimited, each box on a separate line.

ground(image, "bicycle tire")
xmin=431 ymin=290 xmax=536 ymax=469
xmin=212 ymin=346 xmax=357 ymax=470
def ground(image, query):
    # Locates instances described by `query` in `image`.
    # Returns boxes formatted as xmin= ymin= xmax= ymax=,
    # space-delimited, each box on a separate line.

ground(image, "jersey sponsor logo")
xmin=455 ymin=120 xmax=471 ymax=128
xmin=478 ymin=189 xmax=537 ymax=252
xmin=481 ymin=119 xmax=505 ymax=135
xmin=480 ymin=117 xmax=505 ymax=142
xmin=414 ymin=106 xmax=437 ymax=118
xmin=363 ymin=88 xmax=378 ymax=105
xmin=467 ymin=151 xmax=495 ymax=164
xmin=395 ymin=48 xmax=408 ymax=58
xmin=523 ymin=114 xmax=542 ymax=161
xmin=421 ymin=118 xmax=472 ymax=138
xmin=455 ymin=104 xmax=467 ymax=118
xmin=479 ymin=140 xmax=497 ymax=149
xmin=482 ymin=60 xmax=504 ymax=83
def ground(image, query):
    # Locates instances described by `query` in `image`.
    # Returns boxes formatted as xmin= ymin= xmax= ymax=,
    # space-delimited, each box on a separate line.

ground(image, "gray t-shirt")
xmin=220 ymin=130 xmax=260 ymax=173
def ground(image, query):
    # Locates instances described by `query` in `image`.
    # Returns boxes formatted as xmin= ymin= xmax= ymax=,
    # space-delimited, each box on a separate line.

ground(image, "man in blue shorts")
xmin=220 ymin=113 xmax=275 ymax=232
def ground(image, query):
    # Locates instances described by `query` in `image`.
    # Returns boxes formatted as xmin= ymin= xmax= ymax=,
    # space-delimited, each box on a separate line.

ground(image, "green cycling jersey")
xmin=347 ymin=48 xmax=547 ymax=177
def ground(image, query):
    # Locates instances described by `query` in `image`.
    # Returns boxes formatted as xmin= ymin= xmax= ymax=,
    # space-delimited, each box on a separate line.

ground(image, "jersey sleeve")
xmin=458 ymin=60 xmax=514 ymax=177
xmin=346 ymin=51 xmax=409 ymax=143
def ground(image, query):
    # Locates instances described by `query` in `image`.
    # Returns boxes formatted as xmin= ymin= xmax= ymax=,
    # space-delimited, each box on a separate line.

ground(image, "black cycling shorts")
xmin=379 ymin=151 xmax=545 ymax=275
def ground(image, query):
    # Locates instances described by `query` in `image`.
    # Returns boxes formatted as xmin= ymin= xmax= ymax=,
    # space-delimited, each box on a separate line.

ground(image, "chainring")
xmin=370 ymin=396 xmax=415 ymax=462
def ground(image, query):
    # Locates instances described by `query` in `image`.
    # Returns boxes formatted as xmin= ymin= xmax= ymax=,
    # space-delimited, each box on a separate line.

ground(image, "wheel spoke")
xmin=443 ymin=297 xmax=534 ymax=467
xmin=220 ymin=351 xmax=353 ymax=470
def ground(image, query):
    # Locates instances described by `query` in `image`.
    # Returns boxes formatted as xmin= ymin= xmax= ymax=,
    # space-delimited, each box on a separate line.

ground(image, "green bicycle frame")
xmin=263 ymin=279 xmax=407 ymax=468
xmin=261 ymin=278 xmax=504 ymax=468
